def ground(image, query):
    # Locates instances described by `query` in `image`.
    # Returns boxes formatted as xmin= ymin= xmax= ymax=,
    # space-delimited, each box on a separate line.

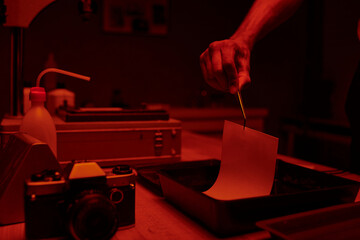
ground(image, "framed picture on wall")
xmin=103 ymin=0 xmax=169 ymax=35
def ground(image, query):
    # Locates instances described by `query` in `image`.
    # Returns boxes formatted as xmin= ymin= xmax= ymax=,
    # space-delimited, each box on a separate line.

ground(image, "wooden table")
xmin=1 ymin=131 xmax=360 ymax=240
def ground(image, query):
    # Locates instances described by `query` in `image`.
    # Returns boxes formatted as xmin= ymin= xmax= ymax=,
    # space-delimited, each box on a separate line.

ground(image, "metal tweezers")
xmin=237 ymin=91 xmax=247 ymax=128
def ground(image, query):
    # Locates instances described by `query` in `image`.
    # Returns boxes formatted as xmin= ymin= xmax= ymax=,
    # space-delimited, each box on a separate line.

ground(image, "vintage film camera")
xmin=24 ymin=162 xmax=135 ymax=240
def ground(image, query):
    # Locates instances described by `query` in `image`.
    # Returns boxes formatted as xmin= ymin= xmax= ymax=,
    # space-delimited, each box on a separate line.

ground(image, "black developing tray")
xmin=138 ymin=159 xmax=359 ymax=237
xmin=256 ymin=201 xmax=360 ymax=240
xmin=136 ymin=160 xmax=220 ymax=196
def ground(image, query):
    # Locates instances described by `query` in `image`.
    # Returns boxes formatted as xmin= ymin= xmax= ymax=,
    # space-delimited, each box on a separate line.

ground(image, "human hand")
xmin=200 ymin=39 xmax=251 ymax=94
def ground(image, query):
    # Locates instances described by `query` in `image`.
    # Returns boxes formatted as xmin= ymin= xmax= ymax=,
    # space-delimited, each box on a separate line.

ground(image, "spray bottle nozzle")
xmin=36 ymin=68 xmax=91 ymax=87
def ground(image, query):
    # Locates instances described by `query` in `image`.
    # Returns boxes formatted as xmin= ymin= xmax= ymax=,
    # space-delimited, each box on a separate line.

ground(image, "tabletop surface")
xmin=1 ymin=130 xmax=360 ymax=240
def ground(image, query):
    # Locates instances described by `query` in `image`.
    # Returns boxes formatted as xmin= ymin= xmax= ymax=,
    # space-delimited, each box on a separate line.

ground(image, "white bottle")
xmin=20 ymin=87 xmax=57 ymax=158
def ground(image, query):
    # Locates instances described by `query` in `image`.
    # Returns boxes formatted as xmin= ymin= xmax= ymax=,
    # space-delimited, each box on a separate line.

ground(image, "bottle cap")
xmin=30 ymin=87 xmax=46 ymax=102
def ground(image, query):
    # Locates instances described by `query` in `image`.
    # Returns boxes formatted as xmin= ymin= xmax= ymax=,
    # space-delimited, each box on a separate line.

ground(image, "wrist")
xmin=229 ymin=34 xmax=254 ymax=51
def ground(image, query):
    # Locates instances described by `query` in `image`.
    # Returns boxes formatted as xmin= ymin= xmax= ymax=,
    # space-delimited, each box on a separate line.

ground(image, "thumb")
xmin=229 ymin=71 xmax=250 ymax=94
xmin=238 ymin=71 xmax=251 ymax=91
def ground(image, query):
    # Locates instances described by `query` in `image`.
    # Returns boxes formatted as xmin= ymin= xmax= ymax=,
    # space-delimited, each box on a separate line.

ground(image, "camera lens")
xmin=68 ymin=193 xmax=118 ymax=240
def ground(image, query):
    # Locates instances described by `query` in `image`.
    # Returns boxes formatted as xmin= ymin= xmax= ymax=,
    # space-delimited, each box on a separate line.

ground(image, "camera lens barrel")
xmin=68 ymin=193 xmax=119 ymax=240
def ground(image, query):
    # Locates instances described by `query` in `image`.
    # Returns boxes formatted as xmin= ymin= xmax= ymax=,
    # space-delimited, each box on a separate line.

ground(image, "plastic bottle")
xmin=19 ymin=87 xmax=57 ymax=158
xmin=19 ymin=67 xmax=90 ymax=159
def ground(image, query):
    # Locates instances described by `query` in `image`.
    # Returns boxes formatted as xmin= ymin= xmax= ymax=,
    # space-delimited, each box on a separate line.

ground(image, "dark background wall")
xmin=0 ymin=0 xmax=359 ymax=152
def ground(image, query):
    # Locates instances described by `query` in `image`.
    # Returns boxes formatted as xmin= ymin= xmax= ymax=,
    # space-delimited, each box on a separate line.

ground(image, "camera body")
xmin=25 ymin=162 xmax=135 ymax=240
